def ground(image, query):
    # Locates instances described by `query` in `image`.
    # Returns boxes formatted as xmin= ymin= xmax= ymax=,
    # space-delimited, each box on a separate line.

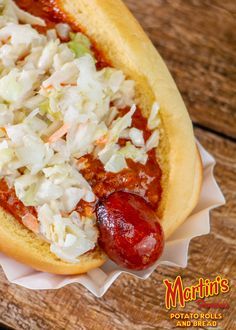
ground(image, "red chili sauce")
xmin=0 ymin=179 xmax=37 ymax=222
xmin=0 ymin=1 xmax=162 ymax=224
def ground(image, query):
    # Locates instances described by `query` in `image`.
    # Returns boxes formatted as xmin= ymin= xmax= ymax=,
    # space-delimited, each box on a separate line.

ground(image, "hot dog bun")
xmin=0 ymin=0 xmax=202 ymax=274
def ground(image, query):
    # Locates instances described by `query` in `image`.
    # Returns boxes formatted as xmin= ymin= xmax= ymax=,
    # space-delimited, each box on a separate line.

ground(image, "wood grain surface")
xmin=125 ymin=0 xmax=236 ymax=139
xmin=0 ymin=1 xmax=235 ymax=329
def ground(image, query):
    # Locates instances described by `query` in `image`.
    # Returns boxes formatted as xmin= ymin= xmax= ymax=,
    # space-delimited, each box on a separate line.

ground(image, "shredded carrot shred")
xmin=47 ymin=123 xmax=69 ymax=143
xmin=61 ymin=82 xmax=77 ymax=87
xmin=22 ymin=214 xmax=39 ymax=234
xmin=95 ymin=135 xmax=108 ymax=145
xmin=42 ymin=85 xmax=53 ymax=91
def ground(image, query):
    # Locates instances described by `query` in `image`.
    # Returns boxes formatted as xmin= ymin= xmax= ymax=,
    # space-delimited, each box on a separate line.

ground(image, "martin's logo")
xmin=163 ymin=276 xmax=230 ymax=309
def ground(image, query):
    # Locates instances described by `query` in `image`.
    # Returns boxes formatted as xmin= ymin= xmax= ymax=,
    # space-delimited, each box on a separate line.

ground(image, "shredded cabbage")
xmin=146 ymin=129 xmax=160 ymax=152
xmin=68 ymin=32 xmax=93 ymax=58
xmin=38 ymin=204 xmax=98 ymax=263
xmin=0 ymin=103 xmax=13 ymax=125
xmin=129 ymin=127 xmax=144 ymax=147
xmin=119 ymin=142 xmax=148 ymax=165
xmin=39 ymin=98 xmax=61 ymax=120
xmin=62 ymin=187 xmax=84 ymax=213
xmin=14 ymin=173 xmax=39 ymax=204
xmin=53 ymin=43 xmax=74 ymax=71
xmin=108 ymin=104 xmax=136 ymax=144
xmin=38 ymin=40 xmax=59 ymax=71
xmin=0 ymin=23 xmax=42 ymax=46
xmin=104 ymin=154 xmax=127 ymax=173
xmin=35 ymin=179 xmax=63 ymax=203
xmin=98 ymin=143 xmax=120 ymax=164
xmin=55 ymin=23 xmax=71 ymax=41
xmin=0 ymin=69 xmax=39 ymax=103
xmin=0 ymin=141 xmax=14 ymax=170
xmin=43 ymin=61 xmax=79 ymax=89
xmin=148 ymin=102 xmax=160 ymax=130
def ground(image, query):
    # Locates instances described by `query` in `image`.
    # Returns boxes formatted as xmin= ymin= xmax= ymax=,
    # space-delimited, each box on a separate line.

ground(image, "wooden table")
xmin=0 ymin=1 xmax=235 ymax=329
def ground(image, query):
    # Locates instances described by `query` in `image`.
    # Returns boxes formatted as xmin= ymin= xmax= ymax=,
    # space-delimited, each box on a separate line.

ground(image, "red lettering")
xmin=205 ymin=279 xmax=210 ymax=297
xmin=221 ymin=279 xmax=230 ymax=293
xmin=164 ymin=276 xmax=185 ymax=309
xmin=183 ymin=287 xmax=191 ymax=301
xmin=209 ymin=281 xmax=218 ymax=295
xmin=198 ymin=278 xmax=205 ymax=298
xmin=164 ymin=276 xmax=230 ymax=310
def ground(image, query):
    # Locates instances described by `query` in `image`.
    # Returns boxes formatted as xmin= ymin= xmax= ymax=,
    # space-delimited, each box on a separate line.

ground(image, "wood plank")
xmin=124 ymin=0 xmax=236 ymax=138
xmin=0 ymin=127 xmax=235 ymax=330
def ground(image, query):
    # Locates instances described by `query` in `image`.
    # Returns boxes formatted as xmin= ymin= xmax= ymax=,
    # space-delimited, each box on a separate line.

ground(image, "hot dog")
xmin=0 ymin=0 xmax=202 ymax=274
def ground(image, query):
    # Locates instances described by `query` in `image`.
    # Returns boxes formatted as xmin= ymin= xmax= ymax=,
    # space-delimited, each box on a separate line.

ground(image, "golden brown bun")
xmin=0 ymin=0 xmax=202 ymax=274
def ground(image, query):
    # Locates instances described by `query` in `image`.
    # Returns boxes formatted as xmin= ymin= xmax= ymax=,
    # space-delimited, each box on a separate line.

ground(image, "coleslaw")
xmin=0 ymin=0 xmax=161 ymax=263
